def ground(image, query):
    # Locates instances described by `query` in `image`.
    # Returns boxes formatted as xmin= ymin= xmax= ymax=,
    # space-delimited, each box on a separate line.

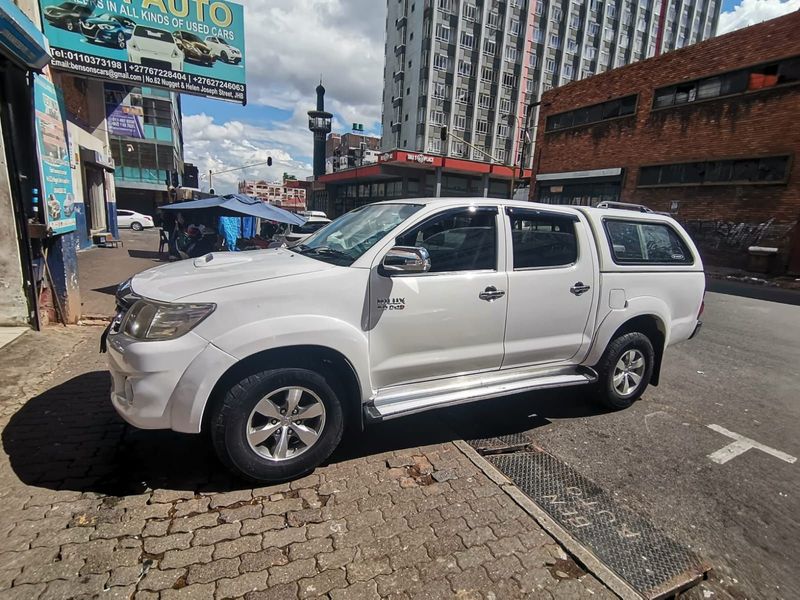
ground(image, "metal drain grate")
xmin=466 ymin=432 xmax=535 ymax=455
xmin=488 ymin=450 xmax=709 ymax=599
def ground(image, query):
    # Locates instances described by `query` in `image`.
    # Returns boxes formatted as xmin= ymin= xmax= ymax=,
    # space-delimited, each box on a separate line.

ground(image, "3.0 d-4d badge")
xmin=377 ymin=297 xmax=406 ymax=310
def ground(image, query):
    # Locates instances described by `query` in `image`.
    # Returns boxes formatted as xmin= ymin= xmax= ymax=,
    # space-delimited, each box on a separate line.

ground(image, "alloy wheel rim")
xmin=246 ymin=386 xmax=326 ymax=462
xmin=613 ymin=349 xmax=645 ymax=397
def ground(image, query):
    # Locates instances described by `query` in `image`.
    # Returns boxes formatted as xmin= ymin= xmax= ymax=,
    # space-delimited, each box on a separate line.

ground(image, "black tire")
xmin=221 ymin=51 xmax=228 ymax=63
xmin=593 ymin=332 xmax=654 ymax=410
xmin=210 ymin=368 xmax=344 ymax=483
xmin=130 ymin=221 xmax=143 ymax=231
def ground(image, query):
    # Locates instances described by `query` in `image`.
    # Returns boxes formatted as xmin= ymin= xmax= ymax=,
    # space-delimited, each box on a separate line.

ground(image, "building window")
xmin=438 ymin=0 xmax=452 ymax=12
xmin=553 ymin=7 xmax=563 ymax=21
xmin=476 ymin=120 xmax=489 ymax=134
xmin=436 ymin=23 xmax=451 ymax=42
xmin=545 ymin=59 xmax=556 ymax=73
xmin=479 ymin=93 xmax=492 ymax=108
xmin=588 ymin=22 xmax=599 ymax=35
xmin=529 ymin=52 xmax=539 ymax=67
xmin=463 ymin=3 xmax=477 ymax=21
xmin=549 ymin=33 xmax=560 ymax=48
xmin=502 ymin=72 xmax=517 ymax=88
xmin=570 ymin=14 xmax=580 ymax=29
xmin=546 ymin=94 xmax=637 ymax=132
xmin=653 ymin=56 xmax=800 ymax=109
xmin=454 ymin=114 xmax=467 ymax=130
xmin=460 ymin=31 xmax=474 ymax=48
xmin=451 ymin=140 xmax=465 ymax=156
xmin=433 ymin=53 xmax=449 ymax=71
xmin=496 ymin=148 xmax=507 ymax=163
xmin=456 ymin=88 xmax=473 ymax=103
xmin=535 ymin=2 xmax=543 ymax=15
xmin=499 ymin=97 xmax=512 ymax=113
xmin=429 ymin=110 xmax=446 ymax=125
xmin=433 ymin=82 xmax=450 ymax=98
xmin=482 ymin=66 xmax=495 ymax=81
xmin=567 ymin=39 xmax=578 ymax=54
xmin=584 ymin=45 xmax=597 ymax=59
xmin=510 ymin=19 xmax=520 ymax=35
xmin=428 ymin=137 xmax=442 ymax=153
xmin=505 ymin=46 xmax=518 ymax=62
xmin=638 ymin=156 xmax=791 ymax=187
xmin=487 ymin=11 xmax=501 ymax=28
xmin=483 ymin=38 xmax=496 ymax=55
xmin=458 ymin=60 xmax=474 ymax=76
xmin=562 ymin=64 xmax=573 ymax=79
xmin=526 ymin=78 xmax=534 ymax=93
xmin=497 ymin=123 xmax=509 ymax=137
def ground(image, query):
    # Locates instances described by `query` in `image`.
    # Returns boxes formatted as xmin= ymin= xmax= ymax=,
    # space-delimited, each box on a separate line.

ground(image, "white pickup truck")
xmin=106 ymin=198 xmax=705 ymax=482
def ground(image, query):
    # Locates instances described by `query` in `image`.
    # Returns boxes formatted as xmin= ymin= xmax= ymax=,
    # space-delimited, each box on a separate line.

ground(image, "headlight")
xmin=122 ymin=299 xmax=215 ymax=340
xmin=98 ymin=24 xmax=113 ymax=30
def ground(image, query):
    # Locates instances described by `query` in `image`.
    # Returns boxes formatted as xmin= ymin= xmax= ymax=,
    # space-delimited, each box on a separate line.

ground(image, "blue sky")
xmin=181 ymin=0 xmax=795 ymax=192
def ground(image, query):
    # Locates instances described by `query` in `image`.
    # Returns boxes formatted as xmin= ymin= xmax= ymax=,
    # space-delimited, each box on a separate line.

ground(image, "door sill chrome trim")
xmin=366 ymin=366 xmax=597 ymax=422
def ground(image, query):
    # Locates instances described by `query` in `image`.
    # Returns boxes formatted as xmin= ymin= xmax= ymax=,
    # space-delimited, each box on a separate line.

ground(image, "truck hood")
xmin=131 ymin=249 xmax=332 ymax=302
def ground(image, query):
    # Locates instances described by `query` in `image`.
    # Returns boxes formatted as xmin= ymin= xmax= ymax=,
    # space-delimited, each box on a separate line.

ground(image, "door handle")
xmin=570 ymin=282 xmax=591 ymax=296
xmin=479 ymin=286 xmax=506 ymax=301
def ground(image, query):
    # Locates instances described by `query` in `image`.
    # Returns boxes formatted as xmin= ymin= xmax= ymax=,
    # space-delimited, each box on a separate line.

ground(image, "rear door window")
xmin=508 ymin=210 xmax=578 ymax=269
xmin=604 ymin=220 xmax=693 ymax=264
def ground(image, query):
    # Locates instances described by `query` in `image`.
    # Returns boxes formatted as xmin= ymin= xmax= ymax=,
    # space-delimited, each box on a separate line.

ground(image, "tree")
xmin=283 ymin=172 xmax=297 ymax=181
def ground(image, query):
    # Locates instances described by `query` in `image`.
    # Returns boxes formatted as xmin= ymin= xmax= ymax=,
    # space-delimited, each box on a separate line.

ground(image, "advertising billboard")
xmin=107 ymin=103 xmax=145 ymax=137
xmin=33 ymin=69 xmax=77 ymax=235
xmin=40 ymin=0 xmax=246 ymax=103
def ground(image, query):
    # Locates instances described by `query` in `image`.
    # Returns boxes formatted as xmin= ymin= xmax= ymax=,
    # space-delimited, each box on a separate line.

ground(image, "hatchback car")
xmin=43 ymin=1 xmax=94 ymax=32
xmin=117 ymin=210 xmax=154 ymax=231
xmin=127 ymin=26 xmax=184 ymax=71
xmin=173 ymin=31 xmax=215 ymax=65
xmin=81 ymin=13 xmax=136 ymax=49
xmin=204 ymin=36 xmax=242 ymax=64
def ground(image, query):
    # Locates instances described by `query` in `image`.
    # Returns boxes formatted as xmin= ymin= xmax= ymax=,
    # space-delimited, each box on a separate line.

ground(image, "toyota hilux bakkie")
xmin=106 ymin=198 xmax=705 ymax=482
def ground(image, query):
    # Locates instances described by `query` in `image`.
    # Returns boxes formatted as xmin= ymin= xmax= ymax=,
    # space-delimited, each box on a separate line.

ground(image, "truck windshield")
xmin=294 ymin=203 xmax=422 ymax=266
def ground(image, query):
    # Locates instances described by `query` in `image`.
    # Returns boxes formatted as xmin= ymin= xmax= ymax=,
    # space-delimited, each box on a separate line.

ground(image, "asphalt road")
xmin=433 ymin=291 xmax=799 ymax=599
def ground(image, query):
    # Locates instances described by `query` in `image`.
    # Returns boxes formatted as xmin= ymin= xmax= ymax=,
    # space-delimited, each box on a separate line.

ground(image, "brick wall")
xmin=531 ymin=12 xmax=800 ymax=272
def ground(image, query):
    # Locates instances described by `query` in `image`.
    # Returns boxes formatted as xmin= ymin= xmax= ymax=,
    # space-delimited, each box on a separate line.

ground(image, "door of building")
xmin=83 ymin=164 xmax=107 ymax=233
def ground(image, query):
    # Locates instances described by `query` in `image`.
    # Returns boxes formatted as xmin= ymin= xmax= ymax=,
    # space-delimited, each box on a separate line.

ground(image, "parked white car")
xmin=116 ymin=209 xmax=154 ymax=231
xmin=276 ymin=215 xmax=332 ymax=246
xmin=204 ymin=35 xmax=242 ymax=64
xmin=127 ymin=25 xmax=183 ymax=70
xmin=106 ymin=198 xmax=704 ymax=482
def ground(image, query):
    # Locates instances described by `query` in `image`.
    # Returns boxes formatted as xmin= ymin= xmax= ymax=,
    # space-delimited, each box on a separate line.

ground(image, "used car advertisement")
xmin=39 ymin=0 xmax=246 ymax=103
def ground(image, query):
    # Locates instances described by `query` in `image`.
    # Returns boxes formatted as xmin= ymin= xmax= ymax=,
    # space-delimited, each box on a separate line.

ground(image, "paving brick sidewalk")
xmin=0 ymin=327 xmax=614 ymax=599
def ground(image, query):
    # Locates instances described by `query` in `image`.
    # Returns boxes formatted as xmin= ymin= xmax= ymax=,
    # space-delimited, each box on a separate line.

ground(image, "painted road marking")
xmin=707 ymin=424 xmax=797 ymax=465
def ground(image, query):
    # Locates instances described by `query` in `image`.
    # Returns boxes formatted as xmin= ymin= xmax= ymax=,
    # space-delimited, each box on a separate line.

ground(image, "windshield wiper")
xmin=310 ymin=246 xmax=349 ymax=259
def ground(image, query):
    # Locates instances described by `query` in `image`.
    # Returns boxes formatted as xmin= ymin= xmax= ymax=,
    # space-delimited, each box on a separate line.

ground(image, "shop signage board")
xmin=33 ymin=69 xmax=77 ymax=235
xmin=39 ymin=0 xmax=246 ymax=103
xmin=107 ymin=103 xmax=145 ymax=138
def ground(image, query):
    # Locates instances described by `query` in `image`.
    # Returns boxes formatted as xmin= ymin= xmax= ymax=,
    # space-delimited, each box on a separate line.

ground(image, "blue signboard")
xmin=0 ymin=0 xmax=50 ymax=69
xmin=34 ymin=70 xmax=77 ymax=236
xmin=107 ymin=103 xmax=145 ymax=138
xmin=39 ymin=0 xmax=246 ymax=103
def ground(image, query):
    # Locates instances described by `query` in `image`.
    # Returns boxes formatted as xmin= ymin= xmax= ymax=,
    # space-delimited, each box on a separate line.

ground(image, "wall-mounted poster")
xmin=40 ymin=0 xmax=246 ymax=103
xmin=34 ymin=69 xmax=77 ymax=235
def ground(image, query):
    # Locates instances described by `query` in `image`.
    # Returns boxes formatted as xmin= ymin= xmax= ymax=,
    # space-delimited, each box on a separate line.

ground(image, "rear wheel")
xmin=211 ymin=368 xmax=344 ymax=482
xmin=593 ymin=332 xmax=654 ymax=410
xmin=130 ymin=221 xmax=143 ymax=231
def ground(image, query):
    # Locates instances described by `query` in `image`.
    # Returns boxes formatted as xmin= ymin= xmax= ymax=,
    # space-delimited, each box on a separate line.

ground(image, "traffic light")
xmin=267 ymin=157 xmax=273 ymax=166
xmin=440 ymin=126 xmax=448 ymax=141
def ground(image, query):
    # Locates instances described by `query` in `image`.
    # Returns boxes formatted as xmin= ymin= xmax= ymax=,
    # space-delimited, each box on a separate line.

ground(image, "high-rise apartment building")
xmin=381 ymin=0 xmax=721 ymax=167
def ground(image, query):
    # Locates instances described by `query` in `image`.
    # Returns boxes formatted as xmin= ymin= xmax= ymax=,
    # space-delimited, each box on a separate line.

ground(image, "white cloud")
xmin=718 ymin=0 xmax=800 ymax=34
xmin=182 ymin=1 xmax=386 ymax=193
xmin=183 ymin=113 xmax=313 ymax=193
xmin=242 ymin=0 xmax=386 ymax=127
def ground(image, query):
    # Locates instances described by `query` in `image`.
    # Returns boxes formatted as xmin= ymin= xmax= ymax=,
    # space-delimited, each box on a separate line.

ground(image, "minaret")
xmin=307 ymin=80 xmax=332 ymax=179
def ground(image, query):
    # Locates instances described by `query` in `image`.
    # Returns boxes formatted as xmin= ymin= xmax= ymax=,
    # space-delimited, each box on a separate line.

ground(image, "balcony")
xmin=396 ymin=15 xmax=407 ymax=28
xmin=393 ymin=69 xmax=405 ymax=81
xmin=394 ymin=43 xmax=406 ymax=56
xmin=391 ymin=122 xmax=402 ymax=132
xmin=392 ymin=95 xmax=403 ymax=107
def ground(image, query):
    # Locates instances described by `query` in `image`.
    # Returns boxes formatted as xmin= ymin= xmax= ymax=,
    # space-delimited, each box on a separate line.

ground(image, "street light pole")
xmin=206 ymin=158 xmax=273 ymax=193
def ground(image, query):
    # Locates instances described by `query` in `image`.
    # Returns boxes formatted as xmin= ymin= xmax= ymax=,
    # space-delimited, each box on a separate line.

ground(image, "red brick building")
xmin=530 ymin=12 xmax=800 ymax=273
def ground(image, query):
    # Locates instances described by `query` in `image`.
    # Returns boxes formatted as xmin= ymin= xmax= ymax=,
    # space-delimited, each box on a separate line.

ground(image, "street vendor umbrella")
xmin=162 ymin=194 xmax=306 ymax=226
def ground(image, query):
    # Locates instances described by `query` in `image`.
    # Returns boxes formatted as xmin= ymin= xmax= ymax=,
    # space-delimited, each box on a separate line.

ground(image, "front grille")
xmin=141 ymin=58 xmax=172 ymax=70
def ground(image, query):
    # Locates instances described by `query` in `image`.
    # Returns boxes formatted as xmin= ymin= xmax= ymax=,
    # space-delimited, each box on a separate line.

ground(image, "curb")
xmin=452 ymin=439 xmax=645 ymax=600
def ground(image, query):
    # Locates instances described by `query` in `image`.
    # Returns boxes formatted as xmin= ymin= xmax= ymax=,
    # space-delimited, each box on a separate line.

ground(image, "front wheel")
xmin=66 ymin=20 xmax=75 ymax=31
xmin=593 ymin=332 xmax=654 ymax=410
xmin=211 ymin=368 xmax=344 ymax=482
xmin=117 ymin=33 xmax=126 ymax=49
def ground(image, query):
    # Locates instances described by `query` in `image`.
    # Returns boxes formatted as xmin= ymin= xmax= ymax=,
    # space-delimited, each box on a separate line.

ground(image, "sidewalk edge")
xmin=452 ymin=439 xmax=644 ymax=600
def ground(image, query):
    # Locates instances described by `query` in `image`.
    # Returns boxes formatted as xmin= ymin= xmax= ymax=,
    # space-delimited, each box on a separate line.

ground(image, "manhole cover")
xmin=467 ymin=432 xmax=534 ymax=455
xmin=488 ymin=450 xmax=709 ymax=599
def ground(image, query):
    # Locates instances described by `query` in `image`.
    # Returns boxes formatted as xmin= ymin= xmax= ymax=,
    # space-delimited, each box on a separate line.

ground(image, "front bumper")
xmin=107 ymin=330 xmax=237 ymax=433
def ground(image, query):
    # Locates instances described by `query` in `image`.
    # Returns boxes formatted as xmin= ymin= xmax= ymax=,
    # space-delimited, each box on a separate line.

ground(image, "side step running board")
xmin=366 ymin=368 xmax=597 ymax=422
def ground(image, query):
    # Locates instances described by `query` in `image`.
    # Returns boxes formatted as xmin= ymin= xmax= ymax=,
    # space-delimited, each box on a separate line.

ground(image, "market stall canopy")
xmin=162 ymin=194 xmax=306 ymax=226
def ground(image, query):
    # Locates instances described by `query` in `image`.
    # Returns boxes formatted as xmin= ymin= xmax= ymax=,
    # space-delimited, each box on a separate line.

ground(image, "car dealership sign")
xmin=40 ymin=0 xmax=246 ymax=103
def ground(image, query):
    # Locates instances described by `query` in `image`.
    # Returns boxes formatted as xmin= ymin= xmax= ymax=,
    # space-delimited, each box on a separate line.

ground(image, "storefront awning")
xmin=0 ymin=0 xmax=50 ymax=70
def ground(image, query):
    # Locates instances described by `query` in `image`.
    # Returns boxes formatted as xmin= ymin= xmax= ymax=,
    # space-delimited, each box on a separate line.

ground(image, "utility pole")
xmin=511 ymin=100 xmax=540 ymax=200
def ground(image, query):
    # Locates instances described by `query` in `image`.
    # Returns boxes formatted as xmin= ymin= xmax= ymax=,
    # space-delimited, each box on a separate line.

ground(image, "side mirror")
xmin=382 ymin=246 xmax=431 ymax=274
